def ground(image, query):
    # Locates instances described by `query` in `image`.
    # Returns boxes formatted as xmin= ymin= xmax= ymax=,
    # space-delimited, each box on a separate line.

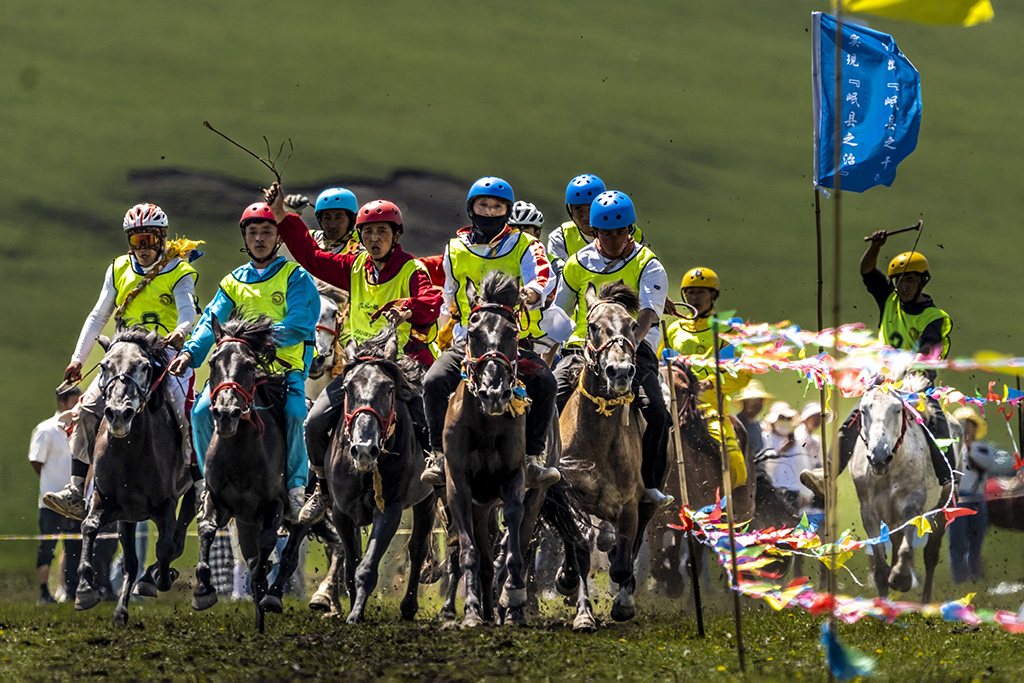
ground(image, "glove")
xmin=284 ymin=194 xmax=310 ymax=211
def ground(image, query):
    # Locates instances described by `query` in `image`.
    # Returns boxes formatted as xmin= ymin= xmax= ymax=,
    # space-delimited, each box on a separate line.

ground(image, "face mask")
xmin=468 ymin=213 xmax=507 ymax=244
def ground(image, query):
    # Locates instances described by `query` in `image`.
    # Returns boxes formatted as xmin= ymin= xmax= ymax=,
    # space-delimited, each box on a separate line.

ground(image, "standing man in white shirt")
xmin=29 ymin=384 xmax=82 ymax=604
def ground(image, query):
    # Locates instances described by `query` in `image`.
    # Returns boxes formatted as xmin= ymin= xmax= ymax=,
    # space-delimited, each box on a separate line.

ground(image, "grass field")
xmin=2 ymin=1 xmax=1024 ymax=675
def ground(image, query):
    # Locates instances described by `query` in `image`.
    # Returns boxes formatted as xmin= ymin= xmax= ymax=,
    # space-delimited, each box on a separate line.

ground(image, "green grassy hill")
xmin=2 ymin=0 xmax=1022 ymax=580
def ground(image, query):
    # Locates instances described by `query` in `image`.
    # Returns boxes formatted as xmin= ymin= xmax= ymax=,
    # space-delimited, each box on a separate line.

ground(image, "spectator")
xmin=732 ymin=380 xmax=774 ymax=458
xmin=29 ymin=383 xmax=83 ymax=605
xmin=948 ymin=406 xmax=997 ymax=583
xmin=762 ymin=401 xmax=804 ymax=510
xmin=795 ymin=402 xmax=830 ymax=526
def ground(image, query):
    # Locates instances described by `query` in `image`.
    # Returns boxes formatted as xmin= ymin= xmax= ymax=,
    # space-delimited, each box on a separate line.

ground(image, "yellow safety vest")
xmin=662 ymin=315 xmax=751 ymax=396
xmin=561 ymin=246 xmax=658 ymax=347
xmin=219 ymin=261 xmax=306 ymax=373
xmin=348 ymin=251 xmax=426 ymax=355
xmin=112 ymin=254 xmax=197 ymax=332
xmin=559 ymin=221 xmax=645 ymax=258
xmin=879 ymin=293 xmax=951 ymax=358
xmin=447 ymin=231 xmax=536 ymax=326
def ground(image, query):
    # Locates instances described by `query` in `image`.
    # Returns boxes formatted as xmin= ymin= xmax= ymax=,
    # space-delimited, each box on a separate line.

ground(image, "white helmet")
xmin=509 ymin=201 xmax=544 ymax=229
xmin=123 ymin=203 xmax=168 ymax=231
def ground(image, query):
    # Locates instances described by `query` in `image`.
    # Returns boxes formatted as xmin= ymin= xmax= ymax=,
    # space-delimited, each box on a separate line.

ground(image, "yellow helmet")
xmin=887 ymin=251 xmax=930 ymax=278
xmin=681 ymin=267 xmax=720 ymax=292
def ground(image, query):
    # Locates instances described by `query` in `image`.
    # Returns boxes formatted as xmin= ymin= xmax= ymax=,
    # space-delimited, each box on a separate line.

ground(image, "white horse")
xmin=849 ymin=380 xmax=962 ymax=602
xmin=305 ymin=292 xmax=343 ymax=404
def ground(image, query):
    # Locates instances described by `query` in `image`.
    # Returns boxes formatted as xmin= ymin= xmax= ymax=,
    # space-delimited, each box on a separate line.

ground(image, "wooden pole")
xmin=712 ymin=317 xmax=746 ymax=672
xmin=660 ymin=320 xmax=705 ymax=638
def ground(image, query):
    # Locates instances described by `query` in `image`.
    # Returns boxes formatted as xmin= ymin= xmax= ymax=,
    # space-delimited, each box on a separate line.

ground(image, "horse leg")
xmin=608 ymin=506 xmax=639 ymax=586
xmin=112 ymin=522 xmax=138 ymax=626
xmin=332 ymin=513 xmax=361 ymax=610
xmin=151 ymin=500 xmax=180 ymax=592
xmin=257 ymin=503 xmax=287 ymax=617
xmin=499 ymin=477 xmax=528 ymax=625
xmin=611 ymin=502 xmax=654 ymax=623
xmin=191 ymin=505 xmax=221 ymax=611
xmin=75 ymin=500 xmax=111 ymax=611
xmin=439 ymin=534 xmax=461 ymax=623
xmin=921 ymin=524 xmax=944 ymax=604
xmin=266 ymin=526 xmax=306 ymax=607
xmin=889 ymin=527 xmax=916 ymax=594
xmin=450 ymin=492 xmax=485 ymax=628
xmin=400 ymin=496 xmax=436 ymax=621
xmin=346 ymin=504 xmax=404 ymax=624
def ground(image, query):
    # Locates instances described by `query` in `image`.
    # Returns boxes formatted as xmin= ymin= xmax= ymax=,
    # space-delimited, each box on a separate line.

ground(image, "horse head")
xmin=207 ymin=313 xmax=277 ymax=438
xmin=583 ymin=281 xmax=638 ymax=397
xmin=464 ymin=272 xmax=521 ymax=417
xmin=99 ymin=326 xmax=163 ymax=438
xmin=309 ymin=294 xmax=340 ymax=380
xmin=859 ymin=387 xmax=910 ymax=474
xmin=341 ymin=323 xmax=412 ymax=472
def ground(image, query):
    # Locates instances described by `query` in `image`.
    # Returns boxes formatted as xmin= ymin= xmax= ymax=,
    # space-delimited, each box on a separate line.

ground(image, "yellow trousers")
xmin=699 ymin=398 xmax=747 ymax=489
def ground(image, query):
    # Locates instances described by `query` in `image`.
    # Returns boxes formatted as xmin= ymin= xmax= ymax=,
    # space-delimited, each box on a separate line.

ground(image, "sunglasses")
xmin=127 ymin=232 xmax=161 ymax=250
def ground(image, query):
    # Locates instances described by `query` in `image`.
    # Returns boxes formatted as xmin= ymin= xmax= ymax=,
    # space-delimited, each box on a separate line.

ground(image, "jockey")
xmin=552 ymin=190 xmax=673 ymax=506
xmin=507 ymin=200 xmax=574 ymax=365
xmin=420 ymin=177 xmax=561 ymax=489
xmin=283 ymin=187 xmax=361 ymax=254
xmin=546 ymin=174 xmax=644 ymax=271
xmin=168 ymin=199 xmax=319 ymax=521
xmin=801 ymin=232 xmax=954 ymax=498
xmin=662 ymin=267 xmax=750 ymax=488
xmin=267 ymin=184 xmax=442 ymax=525
xmin=44 ymin=204 xmax=200 ymax=520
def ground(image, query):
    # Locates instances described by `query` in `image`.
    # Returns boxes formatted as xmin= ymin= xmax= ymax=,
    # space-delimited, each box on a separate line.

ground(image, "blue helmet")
xmin=565 ymin=174 xmax=606 ymax=206
xmin=466 ymin=176 xmax=515 ymax=212
xmin=590 ymin=191 xmax=636 ymax=230
xmin=314 ymin=187 xmax=359 ymax=225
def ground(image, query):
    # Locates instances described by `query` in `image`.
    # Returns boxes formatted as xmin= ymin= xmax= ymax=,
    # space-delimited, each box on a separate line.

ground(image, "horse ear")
xmin=584 ymin=282 xmax=600 ymax=310
xmin=345 ymin=338 xmax=359 ymax=363
xmin=383 ymin=324 xmax=399 ymax=362
xmin=211 ymin=314 xmax=223 ymax=343
xmin=97 ymin=335 xmax=112 ymax=352
xmin=465 ymin=277 xmax=478 ymax=307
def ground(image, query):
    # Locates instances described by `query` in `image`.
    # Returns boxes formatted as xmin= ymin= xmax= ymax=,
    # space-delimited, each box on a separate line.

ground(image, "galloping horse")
xmin=850 ymin=381 xmax=962 ymax=602
xmin=312 ymin=325 xmax=436 ymax=623
xmin=442 ymin=271 xmax=530 ymax=628
xmin=305 ymin=291 xmax=343 ymax=403
xmin=550 ymin=281 xmax=652 ymax=631
xmin=76 ymin=327 xmax=195 ymax=625
xmin=191 ymin=314 xmax=291 ymax=633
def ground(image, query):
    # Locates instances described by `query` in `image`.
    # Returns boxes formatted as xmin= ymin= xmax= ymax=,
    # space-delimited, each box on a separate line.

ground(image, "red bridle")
xmin=210 ymin=336 xmax=266 ymax=436
xmin=462 ymin=303 xmax=519 ymax=395
xmin=342 ymin=356 xmax=398 ymax=444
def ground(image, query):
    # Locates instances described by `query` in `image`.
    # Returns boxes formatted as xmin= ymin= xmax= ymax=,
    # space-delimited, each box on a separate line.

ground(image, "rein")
xmin=855 ymin=391 xmax=911 ymax=454
xmin=342 ymin=357 xmax=398 ymax=445
xmin=210 ymin=336 xmax=268 ymax=436
xmin=99 ymin=339 xmax=163 ymax=408
xmin=462 ymin=303 xmax=519 ymax=397
xmin=576 ymin=298 xmax=637 ymax=416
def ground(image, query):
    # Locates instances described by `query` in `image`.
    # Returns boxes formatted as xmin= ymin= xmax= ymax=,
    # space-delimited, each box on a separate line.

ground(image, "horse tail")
xmin=540 ymin=478 xmax=590 ymax=547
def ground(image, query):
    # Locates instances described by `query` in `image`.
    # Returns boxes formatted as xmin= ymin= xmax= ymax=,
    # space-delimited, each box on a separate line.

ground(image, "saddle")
xmin=254 ymin=373 xmax=288 ymax=427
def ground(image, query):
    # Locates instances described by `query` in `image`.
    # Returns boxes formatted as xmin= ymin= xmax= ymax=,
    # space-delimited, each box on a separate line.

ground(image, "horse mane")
xmin=596 ymin=281 xmax=640 ymax=315
xmin=479 ymin=270 xmax=520 ymax=309
xmin=222 ymin=311 xmax=278 ymax=371
xmin=342 ymin=330 xmax=418 ymax=402
xmin=111 ymin=325 xmax=166 ymax=355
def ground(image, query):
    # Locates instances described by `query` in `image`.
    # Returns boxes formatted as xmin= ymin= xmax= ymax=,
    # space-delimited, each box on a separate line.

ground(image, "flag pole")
xmin=712 ymin=317 xmax=746 ymax=673
xmin=661 ymin=320 xmax=706 ymax=638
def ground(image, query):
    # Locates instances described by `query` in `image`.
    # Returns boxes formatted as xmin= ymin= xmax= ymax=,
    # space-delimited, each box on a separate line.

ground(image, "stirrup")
xmin=643 ymin=488 xmax=674 ymax=507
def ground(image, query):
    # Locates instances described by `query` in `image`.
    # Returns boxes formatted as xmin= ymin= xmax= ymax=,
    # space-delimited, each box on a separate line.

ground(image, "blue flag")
xmin=812 ymin=12 xmax=922 ymax=193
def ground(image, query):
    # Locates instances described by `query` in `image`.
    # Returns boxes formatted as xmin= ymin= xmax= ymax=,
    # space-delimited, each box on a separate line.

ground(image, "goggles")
xmin=127 ymin=232 xmax=162 ymax=250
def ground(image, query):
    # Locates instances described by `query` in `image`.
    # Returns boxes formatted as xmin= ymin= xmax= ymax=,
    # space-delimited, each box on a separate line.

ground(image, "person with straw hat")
xmin=948 ymin=405 xmax=997 ymax=583
xmin=732 ymin=379 xmax=774 ymax=459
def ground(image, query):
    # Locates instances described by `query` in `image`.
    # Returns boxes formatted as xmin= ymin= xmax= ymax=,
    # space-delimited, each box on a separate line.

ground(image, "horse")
xmin=547 ymin=280 xmax=653 ymax=632
xmin=191 ymin=314 xmax=292 ymax=633
xmin=987 ymin=471 xmax=1024 ymax=532
xmin=441 ymin=271 xmax=531 ymax=628
xmin=849 ymin=382 xmax=962 ymax=602
xmin=305 ymin=291 xmax=343 ymax=403
xmin=75 ymin=326 xmax=195 ymax=626
xmin=306 ymin=324 xmax=436 ymax=623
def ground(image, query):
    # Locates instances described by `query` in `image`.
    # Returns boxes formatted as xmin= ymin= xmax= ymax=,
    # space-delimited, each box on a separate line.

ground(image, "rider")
xmin=44 ymin=204 xmax=200 ymax=521
xmin=800 ymin=233 xmax=954 ymax=498
xmin=168 ymin=200 xmax=319 ymax=521
xmin=283 ymin=187 xmax=361 ymax=255
xmin=662 ymin=267 xmax=750 ymax=488
xmin=420 ymin=177 xmax=561 ymax=489
xmin=552 ymin=190 xmax=672 ymax=506
xmin=507 ymin=200 xmax=574 ymax=365
xmin=546 ymin=174 xmax=644 ymax=271
xmin=268 ymin=184 xmax=442 ymax=524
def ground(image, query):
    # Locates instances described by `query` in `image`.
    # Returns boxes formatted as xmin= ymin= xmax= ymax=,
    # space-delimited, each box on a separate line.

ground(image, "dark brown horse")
xmin=75 ymin=327 xmax=195 ymax=626
xmin=549 ymin=281 xmax=653 ymax=631
xmin=442 ymin=271 xmax=530 ymax=628
xmin=191 ymin=314 xmax=290 ymax=633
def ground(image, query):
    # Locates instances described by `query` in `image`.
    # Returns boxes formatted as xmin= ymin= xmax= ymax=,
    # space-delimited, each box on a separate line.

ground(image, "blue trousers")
xmin=192 ymin=372 xmax=309 ymax=490
xmin=947 ymin=497 xmax=988 ymax=584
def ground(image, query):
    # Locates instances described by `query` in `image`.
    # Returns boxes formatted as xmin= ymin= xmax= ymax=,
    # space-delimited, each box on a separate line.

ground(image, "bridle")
xmin=582 ymin=299 xmax=637 ymax=371
xmin=99 ymin=339 xmax=165 ymax=408
xmin=342 ymin=357 xmax=398 ymax=445
xmin=854 ymin=389 xmax=910 ymax=455
xmin=209 ymin=336 xmax=267 ymax=435
xmin=462 ymin=303 xmax=519 ymax=396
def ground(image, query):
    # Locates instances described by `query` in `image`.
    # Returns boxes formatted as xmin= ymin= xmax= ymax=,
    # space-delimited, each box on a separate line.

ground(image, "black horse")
xmin=191 ymin=314 xmax=291 ymax=633
xmin=76 ymin=327 xmax=195 ymax=626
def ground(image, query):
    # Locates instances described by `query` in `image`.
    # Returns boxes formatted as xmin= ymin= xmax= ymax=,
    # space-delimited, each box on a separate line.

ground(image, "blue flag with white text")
xmin=812 ymin=12 xmax=922 ymax=193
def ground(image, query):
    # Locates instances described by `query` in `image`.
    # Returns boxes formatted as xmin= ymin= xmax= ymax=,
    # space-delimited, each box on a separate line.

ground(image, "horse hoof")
xmin=112 ymin=609 xmax=129 ymax=627
xmin=438 ymin=607 xmax=457 ymax=622
xmin=555 ymin=570 xmax=579 ymax=596
xmin=888 ymin=571 xmax=913 ymax=593
xmin=400 ymin=599 xmax=417 ymax=621
xmin=596 ymin=523 xmax=616 ymax=552
xmin=499 ymin=586 xmax=527 ymax=609
xmin=610 ymin=601 xmax=636 ymax=622
xmin=439 ymin=619 xmax=460 ymax=631
xmin=260 ymin=595 xmax=283 ymax=614
xmin=191 ymin=590 xmax=218 ymax=611
xmin=75 ymin=588 xmax=100 ymax=611
xmin=308 ymin=592 xmax=331 ymax=611
xmin=573 ymin=613 xmax=598 ymax=632
xmin=506 ymin=608 xmax=527 ymax=627
xmin=461 ymin=614 xmax=485 ymax=629
xmin=156 ymin=568 xmax=179 ymax=593
xmin=345 ymin=613 xmax=361 ymax=625
xmin=133 ymin=578 xmax=158 ymax=599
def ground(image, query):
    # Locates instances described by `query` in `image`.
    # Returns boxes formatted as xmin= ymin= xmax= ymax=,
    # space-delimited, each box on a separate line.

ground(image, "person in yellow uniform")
xmin=801 ymin=232 xmax=954 ymax=497
xmin=168 ymin=200 xmax=319 ymax=521
xmin=662 ymin=267 xmax=749 ymax=488
xmin=553 ymin=190 xmax=672 ymax=505
xmin=546 ymin=174 xmax=645 ymax=271
xmin=44 ymin=204 xmax=200 ymax=520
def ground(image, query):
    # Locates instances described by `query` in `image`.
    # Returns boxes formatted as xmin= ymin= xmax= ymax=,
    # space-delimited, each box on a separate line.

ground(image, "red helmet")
xmin=356 ymin=199 xmax=403 ymax=234
xmin=239 ymin=202 xmax=276 ymax=228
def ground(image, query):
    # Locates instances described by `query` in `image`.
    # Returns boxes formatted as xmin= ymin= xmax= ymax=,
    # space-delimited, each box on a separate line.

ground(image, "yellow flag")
xmin=839 ymin=0 xmax=994 ymax=26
